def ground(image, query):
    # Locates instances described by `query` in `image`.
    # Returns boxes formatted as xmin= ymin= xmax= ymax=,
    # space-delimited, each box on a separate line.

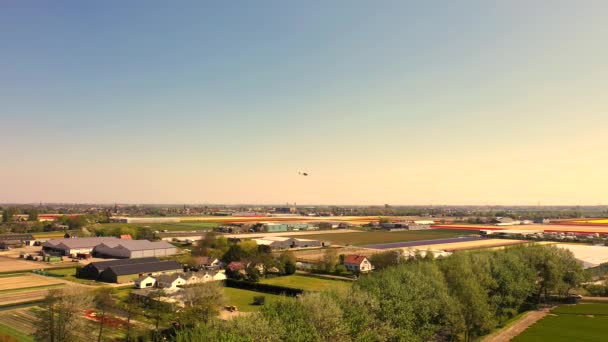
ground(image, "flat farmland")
xmin=0 ymin=256 xmax=54 ymax=273
xmin=0 ymin=308 xmax=37 ymax=341
xmin=513 ymin=303 xmax=608 ymax=342
xmin=260 ymin=274 xmax=351 ymax=292
xmin=434 ymin=223 xmax=608 ymax=234
xmin=287 ymin=229 xmax=478 ymax=246
xmin=0 ymin=274 xmax=64 ymax=292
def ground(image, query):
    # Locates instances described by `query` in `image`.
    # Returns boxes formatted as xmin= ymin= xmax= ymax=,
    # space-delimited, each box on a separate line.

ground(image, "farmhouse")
xmin=0 ymin=233 xmax=35 ymax=249
xmin=93 ymin=240 xmax=178 ymax=258
xmin=192 ymin=256 xmax=222 ymax=269
xmin=156 ymin=274 xmax=187 ymax=290
xmin=134 ymin=275 xmax=157 ymax=289
xmin=344 ymin=255 xmax=373 ymax=273
xmin=99 ymin=260 xmax=183 ymax=283
xmin=43 ymin=237 xmax=119 ymax=257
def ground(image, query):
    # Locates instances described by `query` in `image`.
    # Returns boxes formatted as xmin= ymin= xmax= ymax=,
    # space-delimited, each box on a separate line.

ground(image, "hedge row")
xmin=224 ymin=279 xmax=303 ymax=297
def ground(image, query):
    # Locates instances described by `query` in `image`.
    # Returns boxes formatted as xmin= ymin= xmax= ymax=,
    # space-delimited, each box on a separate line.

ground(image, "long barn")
xmin=93 ymin=240 xmax=178 ymax=259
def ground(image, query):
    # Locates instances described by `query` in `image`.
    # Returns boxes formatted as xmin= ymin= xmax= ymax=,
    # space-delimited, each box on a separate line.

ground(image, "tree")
xmin=440 ymin=253 xmax=495 ymax=342
xmin=180 ymin=282 xmax=226 ymax=326
xmin=320 ymin=248 xmax=339 ymax=273
xmin=222 ymin=244 xmax=246 ymax=264
xmin=27 ymin=208 xmax=39 ymax=221
xmin=93 ymin=288 xmax=115 ymax=342
xmin=34 ymin=288 xmax=92 ymax=342
xmin=119 ymin=293 xmax=142 ymax=342
xmin=246 ymin=265 xmax=261 ymax=282
xmin=284 ymin=260 xmax=296 ymax=275
xmin=369 ymin=250 xmax=401 ymax=270
xmin=148 ymin=289 xmax=174 ymax=340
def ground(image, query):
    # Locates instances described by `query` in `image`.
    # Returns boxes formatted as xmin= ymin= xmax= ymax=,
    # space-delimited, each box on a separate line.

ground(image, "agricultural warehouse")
xmin=253 ymin=237 xmax=323 ymax=249
xmin=43 ymin=237 xmax=178 ymax=258
xmin=110 ymin=216 xmax=180 ymax=224
xmin=263 ymin=223 xmax=289 ymax=232
xmin=99 ymin=259 xmax=182 ymax=283
xmin=93 ymin=239 xmax=178 ymax=258
xmin=43 ymin=237 xmax=119 ymax=256
xmin=0 ymin=233 xmax=35 ymax=249
xmin=78 ymin=257 xmax=160 ymax=280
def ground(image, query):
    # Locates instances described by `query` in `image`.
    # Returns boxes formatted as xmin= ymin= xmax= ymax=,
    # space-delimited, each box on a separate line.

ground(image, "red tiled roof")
xmin=344 ymin=255 xmax=367 ymax=265
xmin=119 ymin=234 xmax=132 ymax=240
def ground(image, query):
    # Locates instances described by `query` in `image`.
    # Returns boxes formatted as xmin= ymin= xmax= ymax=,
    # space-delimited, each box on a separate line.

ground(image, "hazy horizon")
xmin=2 ymin=1 xmax=607 ymax=205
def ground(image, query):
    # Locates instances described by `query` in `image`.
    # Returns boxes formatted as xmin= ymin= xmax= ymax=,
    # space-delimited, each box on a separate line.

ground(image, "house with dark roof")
xmin=99 ymin=260 xmax=183 ymax=283
xmin=343 ymin=255 xmax=373 ymax=273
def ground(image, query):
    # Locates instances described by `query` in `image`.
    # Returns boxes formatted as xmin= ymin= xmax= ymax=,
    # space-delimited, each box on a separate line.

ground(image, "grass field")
xmin=260 ymin=274 xmax=351 ymax=292
xmin=514 ymin=303 xmax=608 ymax=342
xmin=223 ymin=287 xmax=283 ymax=312
xmin=288 ymin=229 xmax=478 ymax=246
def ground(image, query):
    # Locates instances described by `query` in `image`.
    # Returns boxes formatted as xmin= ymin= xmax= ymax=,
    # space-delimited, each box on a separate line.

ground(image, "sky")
xmin=1 ymin=1 xmax=607 ymax=205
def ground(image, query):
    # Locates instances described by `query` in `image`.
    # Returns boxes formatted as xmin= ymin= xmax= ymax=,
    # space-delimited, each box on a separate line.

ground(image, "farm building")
xmin=43 ymin=237 xmax=119 ymax=257
xmin=78 ymin=257 xmax=161 ymax=280
xmin=253 ymin=237 xmax=323 ymax=249
xmin=264 ymin=223 xmax=289 ymax=232
xmin=288 ymin=223 xmax=313 ymax=230
xmin=344 ymin=255 xmax=373 ymax=273
xmin=109 ymin=217 xmax=180 ymax=224
xmin=99 ymin=260 xmax=183 ymax=283
xmin=93 ymin=240 xmax=178 ymax=259
xmin=0 ymin=233 xmax=35 ymax=249
xmin=292 ymin=238 xmax=323 ymax=248
xmin=253 ymin=237 xmax=294 ymax=249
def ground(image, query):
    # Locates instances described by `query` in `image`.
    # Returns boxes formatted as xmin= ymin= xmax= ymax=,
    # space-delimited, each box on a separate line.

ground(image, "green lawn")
xmin=223 ymin=287 xmax=283 ymax=312
xmin=0 ymin=323 xmax=34 ymax=342
xmin=260 ymin=274 xmax=351 ymax=292
xmin=289 ymin=229 xmax=478 ymax=246
xmin=514 ymin=303 xmax=608 ymax=342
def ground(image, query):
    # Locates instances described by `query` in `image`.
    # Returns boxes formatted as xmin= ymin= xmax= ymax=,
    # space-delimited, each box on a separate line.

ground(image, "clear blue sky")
xmin=1 ymin=1 xmax=607 ymax=205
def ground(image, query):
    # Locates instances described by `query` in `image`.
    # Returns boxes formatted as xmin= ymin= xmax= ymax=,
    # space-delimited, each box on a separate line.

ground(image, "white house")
xmin=134 ymin=275 xmax=156 ymax=289
xmin=344 ymin=255 xmax=373 ymax=273
xmin=156 ymin=274 xmax=187 ymax=290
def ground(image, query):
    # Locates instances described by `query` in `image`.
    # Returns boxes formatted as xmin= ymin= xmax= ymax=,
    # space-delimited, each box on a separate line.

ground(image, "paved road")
xmin=364 ymin=236 xmax=484 ymax=250
xmin=481 ymin=308 xmax=551 ymax=342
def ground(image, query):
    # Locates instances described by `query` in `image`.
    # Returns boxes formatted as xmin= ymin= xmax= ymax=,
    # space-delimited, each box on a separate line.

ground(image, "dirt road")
xmin=481 ymin=308 xmax=551 ymax=342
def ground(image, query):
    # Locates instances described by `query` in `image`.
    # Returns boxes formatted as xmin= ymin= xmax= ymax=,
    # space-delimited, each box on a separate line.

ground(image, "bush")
xmin=253 ymin=296 xmax=265 ymax=305
xmin=225 ymin=279 xmax=303 ymax=297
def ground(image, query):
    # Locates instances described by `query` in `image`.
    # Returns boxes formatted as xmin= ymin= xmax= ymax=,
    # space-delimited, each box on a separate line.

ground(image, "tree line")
xmin=174 ymin=244 xmax=587 ymax=342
